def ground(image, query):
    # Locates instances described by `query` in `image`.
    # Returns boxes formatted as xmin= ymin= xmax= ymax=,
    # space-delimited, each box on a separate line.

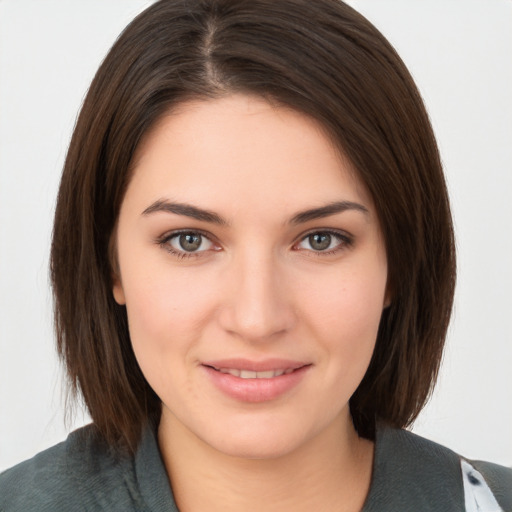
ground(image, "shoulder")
xmin=0 ymin=425 xmax=138 ymax=512
xmin=364 ymin=425 xmax=511 ymax=512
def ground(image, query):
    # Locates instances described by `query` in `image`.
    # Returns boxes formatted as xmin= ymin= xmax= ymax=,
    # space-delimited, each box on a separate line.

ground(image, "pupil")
xmin=310 ymin=233 xmax=331 ymax=251
xmin=180 ymin=233 xmax=201 ymax=251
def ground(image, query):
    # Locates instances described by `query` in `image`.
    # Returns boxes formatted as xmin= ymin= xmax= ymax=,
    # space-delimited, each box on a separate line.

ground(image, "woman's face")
xmin=113 ymin=94 xmax=388 ymax=459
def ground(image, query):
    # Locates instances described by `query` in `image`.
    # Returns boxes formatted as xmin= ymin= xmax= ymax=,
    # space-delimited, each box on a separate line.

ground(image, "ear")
xmin=383 ymin=281 xmax=393 ymax=309
xmin=112 ymin=275 xmax=126 ymax=305
xmin=109 ymin=230 xmax=126 ymax=305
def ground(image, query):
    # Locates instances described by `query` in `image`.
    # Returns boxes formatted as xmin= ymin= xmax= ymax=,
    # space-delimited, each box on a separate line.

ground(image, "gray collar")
xmin=362 ymin=425 xmax=465 ymax=511
xmin=134 ymin=424 xmax=466 ymax=512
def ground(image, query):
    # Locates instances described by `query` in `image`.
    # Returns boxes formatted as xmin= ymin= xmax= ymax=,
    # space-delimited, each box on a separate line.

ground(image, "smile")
xmin=202 ymin=360 xmax=311 ymax=402
xmin=215 ymin=368 xmax=295 ymax=379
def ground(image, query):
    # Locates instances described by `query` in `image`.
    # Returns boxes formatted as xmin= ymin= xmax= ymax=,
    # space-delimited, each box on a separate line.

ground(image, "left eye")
xmin=167 ymin=232 xmax=214 ymax=253
xmin=296 ymin=231 xmax=346 ymax=252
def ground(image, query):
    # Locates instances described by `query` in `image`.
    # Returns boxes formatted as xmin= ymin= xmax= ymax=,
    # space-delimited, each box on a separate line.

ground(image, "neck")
xmin=158 ymin=411 xmax=374 ymax=512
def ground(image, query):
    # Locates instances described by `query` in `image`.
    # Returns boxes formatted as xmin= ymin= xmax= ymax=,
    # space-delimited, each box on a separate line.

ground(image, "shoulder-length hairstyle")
xmin=51 ymin=0 xmax=455 ymax=452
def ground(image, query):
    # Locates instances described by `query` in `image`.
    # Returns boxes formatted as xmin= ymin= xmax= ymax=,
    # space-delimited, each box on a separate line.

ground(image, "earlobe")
xmin=109 ymin=233 xmax=126 ymax=304
xmin=112 ymin=277 xmax=126 ymax=305
xmin=383 ymin=284 xmax=392 ymax=309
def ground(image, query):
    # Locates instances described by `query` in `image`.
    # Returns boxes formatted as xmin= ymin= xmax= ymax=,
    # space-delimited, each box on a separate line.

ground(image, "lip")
xmin=202 ymin=358 xmax=308 ymax=372
xmin=201 ymin=358 xmax=311 ymax=403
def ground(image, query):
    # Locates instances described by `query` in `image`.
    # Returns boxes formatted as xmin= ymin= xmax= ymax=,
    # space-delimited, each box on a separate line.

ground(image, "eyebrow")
xmin=289 ymin=201 xmax=369 ymax=225
xmin=142 ymin=199 xmax=368 ymax=226
xmin=142 ymin=199 xmax=229 ymax=225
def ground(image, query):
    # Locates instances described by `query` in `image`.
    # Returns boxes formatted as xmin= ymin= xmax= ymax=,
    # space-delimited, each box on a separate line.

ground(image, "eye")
xmin=162 ymin=231 xmax=216 ymax=255
xmin=295 ymin=230 xmax=351 ymax=253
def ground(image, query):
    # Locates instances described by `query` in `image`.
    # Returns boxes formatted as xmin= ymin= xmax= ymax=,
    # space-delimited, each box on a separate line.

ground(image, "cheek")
xmin=306 ymin=269 xmax=385 ymax=332
xmin=122 ymin=267 xmax=219 ymax=405
xmin=117 ymin=249 xmax=220 ymax=369
xmin=298 ymin=260 xmax=387 ymax=366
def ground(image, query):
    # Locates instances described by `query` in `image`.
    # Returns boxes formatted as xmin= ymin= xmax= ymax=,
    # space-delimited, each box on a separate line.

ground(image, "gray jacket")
xmin=0 ymin=424 xmax=510 ymax=511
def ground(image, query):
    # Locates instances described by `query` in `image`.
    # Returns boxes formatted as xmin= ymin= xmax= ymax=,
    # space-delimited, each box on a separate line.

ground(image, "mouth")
xmin=202 ymin=358 xmax=310 ymax=379
xmin=207 ymin=366 xmax=297 ymax=379
xmin=201 ymin=359 xmax=311 ymax=402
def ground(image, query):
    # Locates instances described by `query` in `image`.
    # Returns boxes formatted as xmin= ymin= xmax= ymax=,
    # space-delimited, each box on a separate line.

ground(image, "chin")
xmin=195 ymin=412 xmax=321 ymax=461
xmin=205 ymin=430 xmax=304 ymax=460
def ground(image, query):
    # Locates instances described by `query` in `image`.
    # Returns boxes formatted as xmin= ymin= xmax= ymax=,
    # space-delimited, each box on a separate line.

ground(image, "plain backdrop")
xmin=0 ymin=0 xmax=511 ymax=471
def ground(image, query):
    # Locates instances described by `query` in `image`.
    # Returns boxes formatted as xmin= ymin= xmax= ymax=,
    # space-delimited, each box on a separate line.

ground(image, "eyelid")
xmin=157 ymin=229 xmax=221 ymax=258
xmin=156 ymin=227 xmax=353 ymax=259
xmin=293 ymin=228 xmax=354 ymax=254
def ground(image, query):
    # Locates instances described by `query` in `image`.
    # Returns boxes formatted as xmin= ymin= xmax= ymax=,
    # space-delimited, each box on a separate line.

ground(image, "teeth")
xmin=217 ymin=368 xmax=293 ymax=379
xmin=219 ymin=368 xmax=240 ymax=377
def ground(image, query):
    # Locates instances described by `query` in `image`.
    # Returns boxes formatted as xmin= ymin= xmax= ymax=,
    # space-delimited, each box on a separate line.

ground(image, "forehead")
xmin=126 ymin=94 xmax=373 ymax=218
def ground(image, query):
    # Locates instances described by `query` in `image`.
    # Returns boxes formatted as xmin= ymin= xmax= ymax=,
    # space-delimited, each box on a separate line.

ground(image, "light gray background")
xmin=1 ymin=0 xmax=511 ymax=471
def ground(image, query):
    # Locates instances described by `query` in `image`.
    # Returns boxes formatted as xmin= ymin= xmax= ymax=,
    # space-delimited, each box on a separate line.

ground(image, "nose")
xmin=218 ymin=250 xmax=296 ymax=343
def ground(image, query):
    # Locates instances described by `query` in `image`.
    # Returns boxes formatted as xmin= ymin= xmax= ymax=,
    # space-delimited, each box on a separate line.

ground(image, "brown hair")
xmin=51 ymin=0 xmax=455 ymax=452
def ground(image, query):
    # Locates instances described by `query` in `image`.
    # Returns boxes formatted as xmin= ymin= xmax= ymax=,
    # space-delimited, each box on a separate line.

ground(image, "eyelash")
xmin=296 ymin=230 xmax=353 ymax=257
xmin=156 ymin=229 xmax=353 ymax=259
xmin=157 ymin=229 xmax=217 ymax=259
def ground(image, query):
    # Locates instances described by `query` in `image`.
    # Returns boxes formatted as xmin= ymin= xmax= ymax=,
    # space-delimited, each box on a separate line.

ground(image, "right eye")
xmin=159 ymin=231 xmax=218 ymax=258
xmin=294 ymin=230 xmax=352 ymax=255
xmin=168 ymin=232 xmax=214 ymax=252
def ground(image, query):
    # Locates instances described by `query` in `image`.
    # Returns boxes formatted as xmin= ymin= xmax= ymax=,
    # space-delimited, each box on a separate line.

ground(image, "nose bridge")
xmin=220 ymin=245 xmax=293 ymax=341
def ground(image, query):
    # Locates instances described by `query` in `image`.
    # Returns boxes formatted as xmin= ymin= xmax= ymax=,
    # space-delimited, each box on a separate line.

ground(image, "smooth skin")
xmin=113 ymin=94 xmax=389 ymax=511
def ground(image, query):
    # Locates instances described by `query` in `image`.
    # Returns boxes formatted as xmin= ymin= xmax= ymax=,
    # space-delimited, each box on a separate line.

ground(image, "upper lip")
xmin=202 ymin=358 xmax=310 ymax=372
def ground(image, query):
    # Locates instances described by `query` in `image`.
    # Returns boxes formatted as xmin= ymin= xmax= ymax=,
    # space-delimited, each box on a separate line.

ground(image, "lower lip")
xmin=203 ymin=365 xmax=310 ymax=403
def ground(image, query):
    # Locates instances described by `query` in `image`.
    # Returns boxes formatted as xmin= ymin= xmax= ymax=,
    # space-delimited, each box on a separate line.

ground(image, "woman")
xmin=0 ymin=0 xmax=510 ymax=510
